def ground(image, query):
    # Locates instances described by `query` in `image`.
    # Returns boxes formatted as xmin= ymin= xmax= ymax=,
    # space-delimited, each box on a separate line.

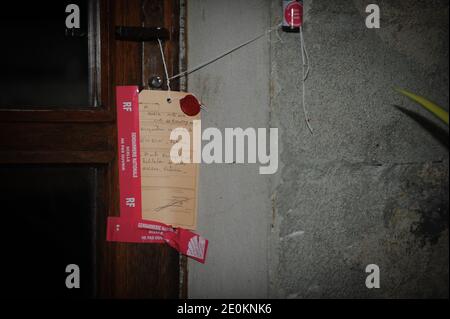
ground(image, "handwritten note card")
xmin=139 ymin=90 xmax=199 ymax=230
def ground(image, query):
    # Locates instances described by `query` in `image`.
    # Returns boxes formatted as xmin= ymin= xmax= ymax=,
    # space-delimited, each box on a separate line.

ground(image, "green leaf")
xmin=395 ymin=88 xmax=449 ymax=125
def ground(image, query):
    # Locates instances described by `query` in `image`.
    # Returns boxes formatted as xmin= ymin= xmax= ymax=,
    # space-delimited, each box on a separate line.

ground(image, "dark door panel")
xmin=0 ymin=0 xmax=184 ymax=298
xmin=0 ymin=1 xmax=92 ymax=108
xmin=0 ymin=165 xmax=98 ymax=298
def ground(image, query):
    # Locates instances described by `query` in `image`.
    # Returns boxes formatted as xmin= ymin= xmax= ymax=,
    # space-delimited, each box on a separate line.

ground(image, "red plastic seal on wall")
xmin=283 ymin=0 xmax=303 ymax=29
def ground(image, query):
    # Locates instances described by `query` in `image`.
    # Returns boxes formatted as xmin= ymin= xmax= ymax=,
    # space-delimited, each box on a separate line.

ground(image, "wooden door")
xmin=0 ymin=0 xmax=185 ymax=298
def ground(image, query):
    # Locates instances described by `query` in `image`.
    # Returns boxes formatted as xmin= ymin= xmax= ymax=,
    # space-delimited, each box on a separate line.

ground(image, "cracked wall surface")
xmin=187 ymin=0 xmax=449 ymax=298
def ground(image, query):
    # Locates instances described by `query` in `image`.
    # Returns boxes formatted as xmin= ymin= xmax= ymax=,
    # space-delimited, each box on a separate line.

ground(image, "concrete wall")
xmin=187 ymin=0 xmax=272 ymax=298
xmin=188 ymin=0 xmax=449 ymax=298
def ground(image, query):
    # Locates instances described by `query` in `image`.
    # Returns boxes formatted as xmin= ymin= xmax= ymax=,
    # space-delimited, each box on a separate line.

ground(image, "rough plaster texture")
xmin=188 ymin=0 xmax=449 ymax=298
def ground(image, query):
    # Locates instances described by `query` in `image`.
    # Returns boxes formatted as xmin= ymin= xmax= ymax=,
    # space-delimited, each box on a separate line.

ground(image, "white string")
xmin=275 ymin=26 xmax=284 ymax=44
xmin=169 ymin=23 xmax=282 ymax=81
xmin=157 ymin=38 xmax=172 ymax=102
xmin=159 ymin=23 xmax=312 ymax=135
xmin=300 ymin=26 xmax=313 ymax=134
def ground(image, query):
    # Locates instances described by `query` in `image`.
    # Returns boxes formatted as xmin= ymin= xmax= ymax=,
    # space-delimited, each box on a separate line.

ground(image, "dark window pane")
xmin=0 ymin=1 xmax=94 ymax=108
xmin=0 ymin=165 xmax=97 ymax=298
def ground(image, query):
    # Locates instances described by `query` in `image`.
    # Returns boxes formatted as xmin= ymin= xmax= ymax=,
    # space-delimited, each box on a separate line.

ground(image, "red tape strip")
xmin=116 ymin=86 xmax=142 ymax=221
xmin=108 ymin=217 xmax=208 ymax=263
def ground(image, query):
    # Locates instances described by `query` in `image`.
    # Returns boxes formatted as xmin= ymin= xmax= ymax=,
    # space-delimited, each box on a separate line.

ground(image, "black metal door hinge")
xmin=115 ymin=26 xmax=169 ymax=41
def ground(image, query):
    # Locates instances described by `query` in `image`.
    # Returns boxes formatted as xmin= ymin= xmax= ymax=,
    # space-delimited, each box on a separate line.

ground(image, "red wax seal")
xmin=179 ymin=94 xmax=201 ymax=116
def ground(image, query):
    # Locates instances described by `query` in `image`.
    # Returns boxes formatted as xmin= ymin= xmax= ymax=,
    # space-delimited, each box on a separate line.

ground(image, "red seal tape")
xmin=107 ymin=217 xmax=209 ymax=263
xmin=116 ymin=86 xmax=142 ymax=221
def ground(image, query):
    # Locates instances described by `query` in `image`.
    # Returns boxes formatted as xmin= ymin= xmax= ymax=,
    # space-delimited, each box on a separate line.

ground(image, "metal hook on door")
xmin=115 ymin=26 xmax=170 ymax=91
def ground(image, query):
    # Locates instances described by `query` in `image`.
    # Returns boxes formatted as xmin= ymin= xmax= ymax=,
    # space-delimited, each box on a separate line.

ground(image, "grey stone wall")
xmin=270 ymin=0 xmax=448 ymax=298
xmin=188 ymin=0 xmax=449 ymax=298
